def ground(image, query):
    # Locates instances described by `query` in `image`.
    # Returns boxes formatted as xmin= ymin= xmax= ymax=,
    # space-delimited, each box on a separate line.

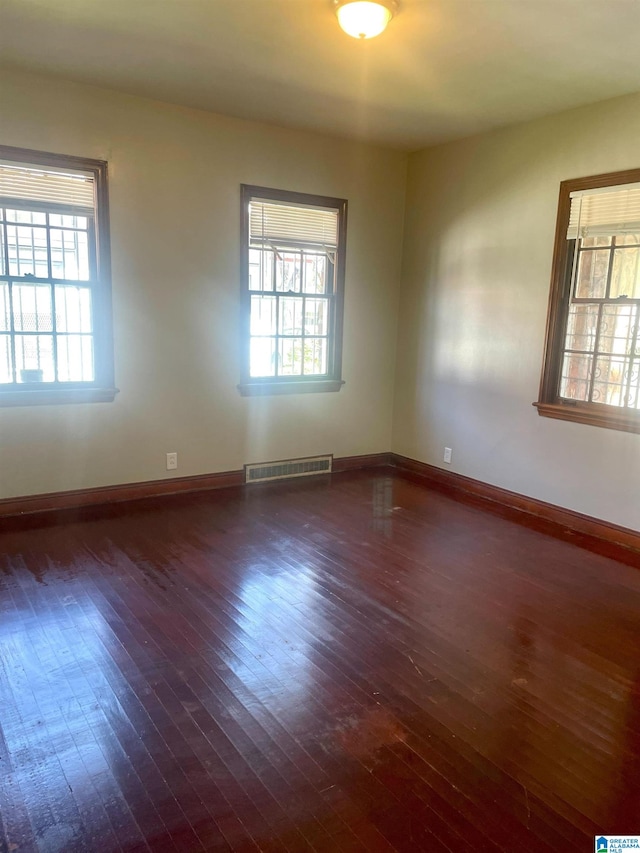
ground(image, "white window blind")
xmin=249 ymin=199 xmax=338 ymax=248
xmin=567 ymin=182 xmax=640 ymax=239
xmin=0 ymin=162 xmax=95 ymax=212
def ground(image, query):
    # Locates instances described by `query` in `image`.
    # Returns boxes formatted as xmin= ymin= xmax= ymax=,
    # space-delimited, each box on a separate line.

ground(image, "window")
xmin=0 ymin=145 xmax=114 ymax=405
xmin=536 ymin=168 xmax=640 ymax=433
xmin=239 ymin=185 xmax=347 ymax=395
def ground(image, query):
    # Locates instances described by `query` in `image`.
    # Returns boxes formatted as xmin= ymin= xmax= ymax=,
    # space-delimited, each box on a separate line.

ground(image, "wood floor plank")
xmin=1 ymin=469 xmax=640 ymax=851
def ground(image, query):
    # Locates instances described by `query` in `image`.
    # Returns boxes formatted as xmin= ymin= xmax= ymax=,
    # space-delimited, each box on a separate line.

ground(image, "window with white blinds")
xmin=537 ymin=168 xmax=640 ymax=433
xmin=240 ymin=185 xmax=347 ymax=395
xmin=0 ymin=145 xmax=114 ymax=405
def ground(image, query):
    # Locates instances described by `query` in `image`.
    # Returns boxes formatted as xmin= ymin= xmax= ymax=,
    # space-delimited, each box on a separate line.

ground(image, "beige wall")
xmin=0 ymin=67 xmax=407 ymax=499
xmin=394 ymin=92 xmax=640 ymax=530
xmin=3 ymin=64 xmax=639 ymax=530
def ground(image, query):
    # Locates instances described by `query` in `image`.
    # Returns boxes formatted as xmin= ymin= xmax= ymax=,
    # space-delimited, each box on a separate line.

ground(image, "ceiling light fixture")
xmin=334 ymin=0 xmax=398 ymax=39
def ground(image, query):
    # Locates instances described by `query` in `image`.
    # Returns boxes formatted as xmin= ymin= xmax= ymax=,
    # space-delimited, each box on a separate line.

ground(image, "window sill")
xmin=0 ymin=387 xmax=119 ymax=407
xmin=238 ymin=379 xmax=345 ymax=397
xmin=533 ymin=400 xmax=640 ymax=434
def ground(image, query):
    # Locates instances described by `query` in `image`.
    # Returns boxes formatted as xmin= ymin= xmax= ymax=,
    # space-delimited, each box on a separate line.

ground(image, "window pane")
xmin=0 ymin=224 xmax=5 ymax=275
xmin=610 ymin=247 xmax=640 ymax=298
xmin=303 ymin=338 xmax=327 ymax=375
xmin=262 ymin=250 xmax=274 ymax=292
xmin=564 ymin=304 xmax=598 ymax=352
xmin=559 ymin=353 xmax=592 ymax=401
xmin=12 ymin=283 xmax=53 ymax=332
xmin=279 ymin=338 xmax=303 ymax=375
xmin=7 ymin=224 xmax=49 ymax=277
xmin=627 ymin=363 xmax=640 ymax=409
xmin=249 ymin=249 xmax=274 ymax=292
xmin=55 ymin=285 xmax=92 ymax=333
xmin=303 ymin=254 xmax=327 ymax=294
xmin=0 ymin=284 xmax=10 ymax=331
xmin=57 ymin=335 xmax=94 ymax=382
xmin=49 ymin=214 xmax=87 ymax=229
xmin=276 ymin=252 xmax=301 ymax=293
xmin=598 ymin=304 xmax=636 ymax=355
xmin=592 ymin=355 xmax=628 ymax=407
xmin=0 ymin=335 xmax=12 ymax=383
xmin=50 ymin=228 xmax=89 ymax=280
xmin=14 ymin=334 xmax=54 ymax=382
xmin=279 ymin=297 xmax=303 ymax=335
xmin=248 ymin=249 xmax=262 ymax=291
xmin=615 ymin=234 xmax=640 ymax=246
xmin=575 ymin=248 xmax=609 ymax=299
xmin=581 ymin=236 xmax=611 ymax=248
xmin=250 ymin=295 xmax=276 ymax=335
xmin=250 ymin=337 xmax=276 ymax=377
xmin=304 ymin=298 xmax=328 ymax=336
xmin=5 ymin=209 xmax=46 ymax=225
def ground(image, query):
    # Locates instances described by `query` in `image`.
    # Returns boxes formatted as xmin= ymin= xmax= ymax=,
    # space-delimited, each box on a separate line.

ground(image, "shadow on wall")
xmin=397 ymin=123 xmax=567 ymax=456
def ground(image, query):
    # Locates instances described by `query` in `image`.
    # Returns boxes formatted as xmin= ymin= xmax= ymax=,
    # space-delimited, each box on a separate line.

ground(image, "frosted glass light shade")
xmin=335 ymin=1 xmax=397 ymax=39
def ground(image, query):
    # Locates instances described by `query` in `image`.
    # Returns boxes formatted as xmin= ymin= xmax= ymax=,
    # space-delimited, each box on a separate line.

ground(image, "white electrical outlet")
xmin=443 ymin=447 xmax=452 ymax=464
xmin=166 ymin=452 xmax=178 ymax=471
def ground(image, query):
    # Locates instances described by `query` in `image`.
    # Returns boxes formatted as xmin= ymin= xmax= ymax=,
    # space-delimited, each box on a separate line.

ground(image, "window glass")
xmin=0 ymin=147 xmax=113 ymax=401
xmin=241 ymin=186 xmax=346 ymax=391
xmin=537 ymin=171 xmax=640 ymax=431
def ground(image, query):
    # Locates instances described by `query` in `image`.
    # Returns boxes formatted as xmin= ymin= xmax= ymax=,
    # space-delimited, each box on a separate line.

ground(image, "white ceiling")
xmin=1 ymin=0 xmax=640 ymax=150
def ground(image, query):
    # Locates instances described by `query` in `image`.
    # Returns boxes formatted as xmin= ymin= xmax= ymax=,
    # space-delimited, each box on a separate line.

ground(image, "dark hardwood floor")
xmin=1 ymin=469 xmax=639 ymax=852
